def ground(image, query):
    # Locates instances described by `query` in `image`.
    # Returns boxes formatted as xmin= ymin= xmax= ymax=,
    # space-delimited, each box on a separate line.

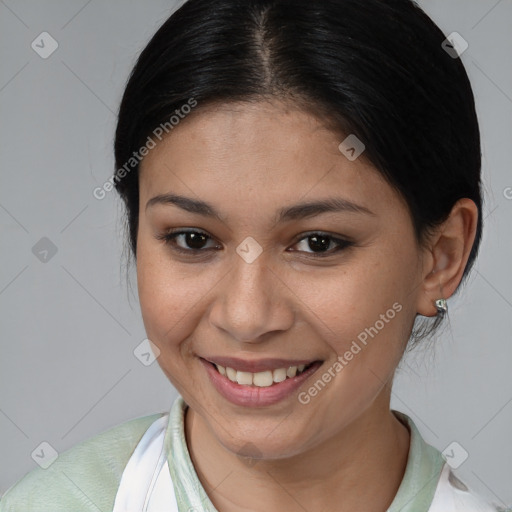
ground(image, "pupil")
xmin=187 ymin=232 xmax=207 ymax=249
xmin=309 ymin=235 xmax=329 ymax=252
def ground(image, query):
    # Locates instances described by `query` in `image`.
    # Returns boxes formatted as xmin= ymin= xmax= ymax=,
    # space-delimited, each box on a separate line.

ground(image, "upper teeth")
xmin=216 ymin=364 xmax=307 ymax=387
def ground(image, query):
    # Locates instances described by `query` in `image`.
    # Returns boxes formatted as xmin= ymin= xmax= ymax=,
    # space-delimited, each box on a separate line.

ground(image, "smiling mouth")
xmin=205 ymin=359 xmax=319 ymax=388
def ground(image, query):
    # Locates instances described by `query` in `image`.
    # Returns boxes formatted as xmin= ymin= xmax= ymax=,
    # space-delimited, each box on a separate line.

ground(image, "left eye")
xmin=156 ymin=229 xmax=353 ymax=257
xmin=292 ymin=233 xmax=353 ymax=255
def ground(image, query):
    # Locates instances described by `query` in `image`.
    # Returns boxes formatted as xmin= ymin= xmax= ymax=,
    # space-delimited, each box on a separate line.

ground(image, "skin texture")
xmin=136 ymin=100 xmax=478 ymax=512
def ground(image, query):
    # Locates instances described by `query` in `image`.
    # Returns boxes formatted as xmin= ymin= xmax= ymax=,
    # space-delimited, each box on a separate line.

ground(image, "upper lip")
xmin=201 ymin=356 xmax=320 ymax=373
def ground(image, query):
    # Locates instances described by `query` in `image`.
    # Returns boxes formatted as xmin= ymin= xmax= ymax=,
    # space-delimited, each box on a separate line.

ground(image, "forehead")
xmin=138 ymin=101 xmax=407 ymax=222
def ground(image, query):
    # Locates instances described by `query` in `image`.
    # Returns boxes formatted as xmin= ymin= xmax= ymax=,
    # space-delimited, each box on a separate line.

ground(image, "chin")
xmin=215 ymin=421 xmax=314 ymax=462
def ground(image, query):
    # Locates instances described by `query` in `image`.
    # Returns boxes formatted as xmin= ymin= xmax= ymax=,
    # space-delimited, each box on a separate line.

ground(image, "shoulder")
xmin=429 ymin=464 xmax=507 ymax=512
xmin=0 ymin=412 xmax=165 ymax=512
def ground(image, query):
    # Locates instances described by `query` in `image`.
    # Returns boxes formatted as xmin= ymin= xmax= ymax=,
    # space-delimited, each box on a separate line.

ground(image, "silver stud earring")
xmin=435 ymin=298 xmax=447 ymax=314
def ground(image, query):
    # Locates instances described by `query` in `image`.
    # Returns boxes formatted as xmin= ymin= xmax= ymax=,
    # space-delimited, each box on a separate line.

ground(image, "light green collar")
xmin=164 ymin=395 xmax=218 ymax=511
xmin=388 ymin=410 xmax=445 ymax=511
xmin=164 ymin=395 xmax=444 ymax=512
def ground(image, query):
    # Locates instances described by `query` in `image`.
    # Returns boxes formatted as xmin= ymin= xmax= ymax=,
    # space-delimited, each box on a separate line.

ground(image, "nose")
xmin=208 ymin=252 xmax=294 ymax=343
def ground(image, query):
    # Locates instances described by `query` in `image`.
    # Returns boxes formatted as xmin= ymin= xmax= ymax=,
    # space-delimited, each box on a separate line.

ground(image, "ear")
xmin=416 ymin=198 xmax=479 ymax=317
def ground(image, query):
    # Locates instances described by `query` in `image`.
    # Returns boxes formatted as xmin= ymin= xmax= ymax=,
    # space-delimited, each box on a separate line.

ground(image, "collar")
xmin=163 ymin=395 xmax=445 ymax=512
xmin=388 ymin=410 xmax=445 ymax=511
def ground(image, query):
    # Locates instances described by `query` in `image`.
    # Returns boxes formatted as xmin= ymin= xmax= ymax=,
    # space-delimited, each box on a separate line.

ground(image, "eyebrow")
xmin=145 ymin=193 xmax=375 ymax=223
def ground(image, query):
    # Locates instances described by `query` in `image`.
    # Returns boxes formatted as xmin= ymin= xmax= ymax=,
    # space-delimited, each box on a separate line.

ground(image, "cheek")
xmin=136 ymin=261 xmax=199 ymax=395
xmin=295 ymin=250 xmax=414 ymax=368
xmin=135 ymin=240 xmax=218 ymax=359
xmin=136 ymin=242 xmax=189 ymax=347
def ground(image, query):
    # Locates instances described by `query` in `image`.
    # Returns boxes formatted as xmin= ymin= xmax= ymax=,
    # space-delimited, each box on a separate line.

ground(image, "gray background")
xmin=1 ymin=0 xmax=511 ymax=506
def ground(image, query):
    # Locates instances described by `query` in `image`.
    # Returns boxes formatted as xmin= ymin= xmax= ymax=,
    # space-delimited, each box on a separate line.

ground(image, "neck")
xmin=185 ymin=394 xmax=410 ymax=512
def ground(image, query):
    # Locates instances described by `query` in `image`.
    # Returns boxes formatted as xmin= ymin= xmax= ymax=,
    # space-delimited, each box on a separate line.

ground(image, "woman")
xmin=1 ymin=0 xmax=506 ymax=510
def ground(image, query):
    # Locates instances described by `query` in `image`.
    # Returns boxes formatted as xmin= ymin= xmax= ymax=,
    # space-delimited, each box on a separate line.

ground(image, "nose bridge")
xmin=228 ymin=250 xmax=273 ymax=314
xmin=210 ymin=249 xmax=289 ymax=343
xmin=228 ymin=234 xmax=274 ymax=297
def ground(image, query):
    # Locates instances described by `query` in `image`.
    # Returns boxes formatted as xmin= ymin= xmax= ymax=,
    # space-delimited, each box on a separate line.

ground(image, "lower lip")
xmin=200 ymin=358 xmax=323 ymax=407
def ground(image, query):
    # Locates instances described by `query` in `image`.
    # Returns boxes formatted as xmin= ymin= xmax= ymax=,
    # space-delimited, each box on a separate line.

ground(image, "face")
xmin=136 ymin=100 xmax=425 ymax=459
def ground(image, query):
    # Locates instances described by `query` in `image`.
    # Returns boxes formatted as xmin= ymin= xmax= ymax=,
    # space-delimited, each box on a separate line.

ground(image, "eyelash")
xmin=155 ymin=229 xmax=354 ymax=258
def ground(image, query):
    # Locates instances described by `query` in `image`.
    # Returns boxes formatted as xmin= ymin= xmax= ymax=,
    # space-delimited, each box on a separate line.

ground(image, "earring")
xmin=435 ymin=298 xmax=447 ymax=314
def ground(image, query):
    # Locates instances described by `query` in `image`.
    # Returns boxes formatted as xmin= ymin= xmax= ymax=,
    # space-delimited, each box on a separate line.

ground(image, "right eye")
xmin=155 ymin=229 xmax=221 ymax=255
